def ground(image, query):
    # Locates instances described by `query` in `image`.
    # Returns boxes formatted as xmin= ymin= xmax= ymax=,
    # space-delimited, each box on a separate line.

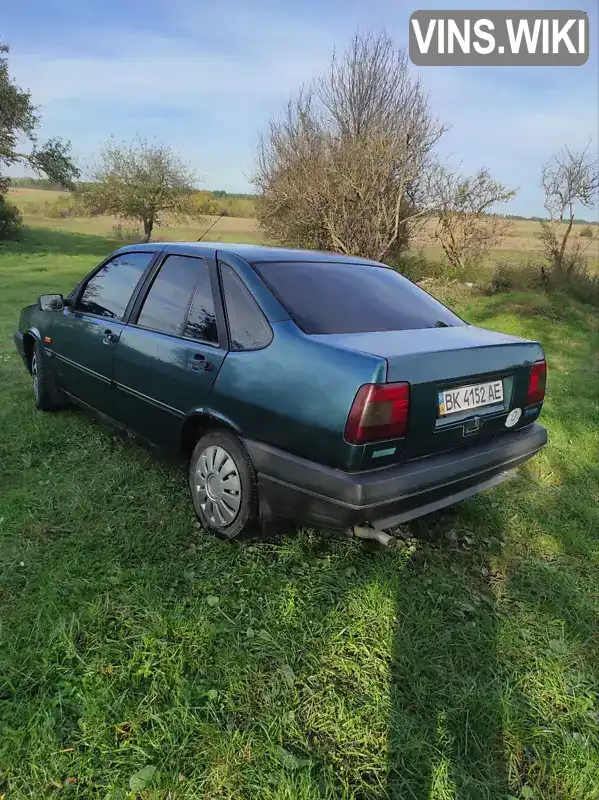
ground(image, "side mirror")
xmin=38 ymin=293 xmax=65 ymax=312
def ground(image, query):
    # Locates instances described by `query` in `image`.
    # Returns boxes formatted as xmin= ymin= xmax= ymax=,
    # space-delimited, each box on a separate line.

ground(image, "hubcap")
xmin=193 ymin=445 xmax=241 ymax=527
xmin=32 ymin=354 xmax=39 ymax=399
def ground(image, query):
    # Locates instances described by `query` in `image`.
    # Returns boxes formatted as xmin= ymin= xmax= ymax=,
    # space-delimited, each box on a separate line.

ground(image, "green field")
xmin=7 ymin=188 xmax=260 ymax=245
xmin=8 ymin=187 xmax=599 ymax=271
xmin=1 ymin=226 xmax=598 ymax=799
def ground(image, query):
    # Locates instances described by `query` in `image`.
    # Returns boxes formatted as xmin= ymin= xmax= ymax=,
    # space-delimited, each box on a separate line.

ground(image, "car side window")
xmin=221 ymin=263 xmax=272 ymax=351
xmin=137 ymin=254 xmax=216 ymax=342
xmin=184 ymin=271 xmax=218 ymax=344
xmin=78 ymin=252 xmax=153 ymax=319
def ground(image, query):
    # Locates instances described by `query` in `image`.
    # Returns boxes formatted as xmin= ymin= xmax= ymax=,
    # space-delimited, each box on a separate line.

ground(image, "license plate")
xmin=438 ymin=380 xmax=504 ymax=416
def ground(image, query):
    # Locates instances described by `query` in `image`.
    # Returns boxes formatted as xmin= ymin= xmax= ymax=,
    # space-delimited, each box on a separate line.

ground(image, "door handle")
xmin=103 ymin=329 xmax=118 ymax=344
xmin=189 ymin=353 xmax=213 ymax=372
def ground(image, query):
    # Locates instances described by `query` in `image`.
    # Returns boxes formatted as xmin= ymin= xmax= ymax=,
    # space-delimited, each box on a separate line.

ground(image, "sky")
xmin=2 ymin=0 xmax=598 ymax=216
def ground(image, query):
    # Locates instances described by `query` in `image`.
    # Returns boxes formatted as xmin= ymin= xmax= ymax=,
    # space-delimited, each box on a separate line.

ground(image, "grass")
xmin=1 ymin=226 xmax=598 ymax=799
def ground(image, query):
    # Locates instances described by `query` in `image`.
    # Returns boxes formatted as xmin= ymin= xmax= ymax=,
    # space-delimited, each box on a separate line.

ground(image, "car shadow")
xmin=382 ymin=450 xmax=599 ymax=800
xmin=244 ymin=492 xmax=512 ymax=797
xmin=385 ymin=503 xmax=510 ymax=799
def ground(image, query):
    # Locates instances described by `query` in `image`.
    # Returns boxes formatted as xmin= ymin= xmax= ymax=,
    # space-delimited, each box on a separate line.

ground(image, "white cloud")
xmin=11 ymin=47 xmax=321 ymax=110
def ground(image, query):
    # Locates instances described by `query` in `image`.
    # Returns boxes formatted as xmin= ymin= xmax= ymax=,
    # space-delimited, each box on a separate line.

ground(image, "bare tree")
xmin=254 ymin=33 xmax=446 ymax=261
xmin=538 ymin=143 xmax=599 ymax=276
xmin=86 ymin=137 xmax=199 ymax=241
xmin=433 ymin=166 xmax=516 ymax=273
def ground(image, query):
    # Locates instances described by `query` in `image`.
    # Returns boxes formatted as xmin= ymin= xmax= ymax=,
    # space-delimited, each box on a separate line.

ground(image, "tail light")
xmin=527 ymin=360 xmax=547 ymax=405
xmin=345 ymin=382 xmax=410 ymax=444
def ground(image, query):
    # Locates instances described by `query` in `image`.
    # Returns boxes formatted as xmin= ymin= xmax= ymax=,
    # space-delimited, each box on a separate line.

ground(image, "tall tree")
xmin=253 ymin=32 xmax=446 ymax=261
xmin=0 ymin=42 xmax=79 ymax=188
xmin=538 ymin=144 xmax=599 ymax=276
xmin=86 ymin=137 xmax=199 ymax=242
xmin=433 ymin=166 xmax=516 ymax=274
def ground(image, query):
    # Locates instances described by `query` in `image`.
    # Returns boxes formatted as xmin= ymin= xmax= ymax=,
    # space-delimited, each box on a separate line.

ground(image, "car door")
xmin=49 ymin=250 xmax=156 ymax=414
xmin=111 ymin=252 xmax=228 ymax=448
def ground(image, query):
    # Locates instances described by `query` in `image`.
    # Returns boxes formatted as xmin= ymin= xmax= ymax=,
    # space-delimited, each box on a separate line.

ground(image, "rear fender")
xmin=180 ymin=408 xmax=242 ymax=458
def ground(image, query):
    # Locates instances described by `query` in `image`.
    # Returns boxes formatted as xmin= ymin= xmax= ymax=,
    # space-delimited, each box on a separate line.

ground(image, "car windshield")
xmin=253 ymin=260 xmax=465 ymax=334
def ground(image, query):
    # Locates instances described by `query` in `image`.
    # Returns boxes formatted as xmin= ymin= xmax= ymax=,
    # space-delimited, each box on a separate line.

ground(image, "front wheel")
xmin=31 ymin=339 xmax=63 ymax=411
xmin=189 ymin=430 xmax=258 ymax=540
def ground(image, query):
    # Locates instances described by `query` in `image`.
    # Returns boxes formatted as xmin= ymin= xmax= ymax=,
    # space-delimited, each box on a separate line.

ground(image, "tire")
xmin=31 ymin=339 xmax=63 ymax=411
xmin=189 ymin=429 xmax=258 ymax=540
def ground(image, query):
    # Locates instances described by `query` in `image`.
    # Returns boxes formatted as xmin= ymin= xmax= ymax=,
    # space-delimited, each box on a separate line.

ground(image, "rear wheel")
xmin=189 ymin=430 xmax=258 ymax=540
xmin=31 ymin=339 xmax=63 ymax=411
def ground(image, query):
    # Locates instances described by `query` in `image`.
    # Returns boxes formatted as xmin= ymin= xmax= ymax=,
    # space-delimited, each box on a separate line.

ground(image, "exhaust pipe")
xmin=351 ymin=526 xmax=397 ymax=548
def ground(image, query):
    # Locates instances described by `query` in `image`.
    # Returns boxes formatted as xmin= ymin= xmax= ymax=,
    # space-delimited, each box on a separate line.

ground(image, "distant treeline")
xmin=499 ymin=213 xmax=597 ymax=226
xmin=10 ymin=177 xmax=68 ymax=191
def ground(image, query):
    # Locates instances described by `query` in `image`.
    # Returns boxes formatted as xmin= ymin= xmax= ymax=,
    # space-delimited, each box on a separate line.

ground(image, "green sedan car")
xmin=14 ymin=242 xmax=547 ymax=540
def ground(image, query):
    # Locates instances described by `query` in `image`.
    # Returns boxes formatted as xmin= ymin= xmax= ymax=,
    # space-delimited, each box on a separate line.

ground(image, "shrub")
xmin=489 ymin=259 xmax=545 ymax=294
xmin=420 ymin=279 xmax=483 ymax=306
xmin=219 ymin=196 xmax=256 ymax=218
xmin=20 ymin=200 xmax=45 ymax=216
xmin=43 ymin=195 xmax=88 ymax=219
xmin=390 ymin=251 xmax=446 ymax=282
xmin=396 ymin=250 xmax=493 ymax=284
xmin=579 ymin=224 xmax=594 ymax=238
xmin=489 ymin=257 xmax=598 ymax=308
xmin=0 ymin=196 xmax=23 ymax=240
xmin=549 ymin=259 xmax=599 ymax=307
xmin=192 ymin=191 xmax=220 ymax=216
xmin=443 ymin=259 xmax=489 ymax=284
xmin=191 ymin=193 xmax=257 ymax=218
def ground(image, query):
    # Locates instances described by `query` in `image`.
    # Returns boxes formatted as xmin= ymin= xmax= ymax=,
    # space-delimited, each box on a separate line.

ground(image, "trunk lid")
xmin=312 ymin=325 xmax=544 ymax=461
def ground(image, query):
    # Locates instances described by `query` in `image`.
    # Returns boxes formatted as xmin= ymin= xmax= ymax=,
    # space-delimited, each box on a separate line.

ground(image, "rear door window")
xmin=184 ymin=270 xmax=218 ymax=344
xmin=221 ymin=263 xmax=272 ymax=350
xmin=137 ymin=254 xmax=217 ymax=342
xmin=78 ymin=252 xmax=153 ymax=319
xmin=253 ymin=261 xmax=465 ymax=334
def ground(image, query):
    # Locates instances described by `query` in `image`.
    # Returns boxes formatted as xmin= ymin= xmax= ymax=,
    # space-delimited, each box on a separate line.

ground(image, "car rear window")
xmin=253 ymin=261 xmax=465 ymax=334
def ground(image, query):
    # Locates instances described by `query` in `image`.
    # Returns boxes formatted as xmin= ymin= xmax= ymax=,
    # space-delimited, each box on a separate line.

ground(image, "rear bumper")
xmin=244 ymin=423 xmax=547 ymax=531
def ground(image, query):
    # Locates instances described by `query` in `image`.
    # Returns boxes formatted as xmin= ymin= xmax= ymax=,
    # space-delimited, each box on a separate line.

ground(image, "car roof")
xmin=120 ymin=241 xmax=383 ymax=267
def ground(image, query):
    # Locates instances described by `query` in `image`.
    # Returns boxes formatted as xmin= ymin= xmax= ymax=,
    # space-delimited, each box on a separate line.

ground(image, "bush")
xmin=390 ymin=251 xmax=446 ymax=282
xmin=489 ymin=259 xmax=545 ymax=294
xmin=392 ymin=250 xmax=490 ymax=285
xmin=0 ymin=196 xmax=23 ymax=240
xmin=219 ymin=196 xmax=256 ymax=218
xmin=44 ymin=195 xmax=87 ymax=218
xmin=189 ymin=192 xmax=256 ymax=219
xmin=419 ymin=279 xmax=483 ymax=306
xmin=442 ymin=259 xmax=488 ymax=283
xmin=549 ymin=260 xmax=599 ymax=307
xmin=18 ymin=195 xmax=88 ymax=219
xmin=20 ymin=200 xmax=45 ymax=216
xmin=579 ymin=224 xmax=595 ymax=238
xmin=489 ymin=257 xmax=598 ymax=308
